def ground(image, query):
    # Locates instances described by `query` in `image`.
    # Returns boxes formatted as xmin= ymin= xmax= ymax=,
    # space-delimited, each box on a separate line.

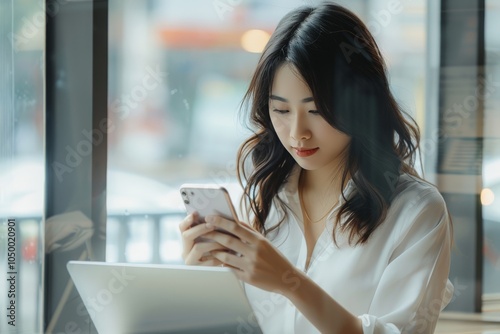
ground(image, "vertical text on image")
xmin=6 ymin=218 xmax=17 ymax=327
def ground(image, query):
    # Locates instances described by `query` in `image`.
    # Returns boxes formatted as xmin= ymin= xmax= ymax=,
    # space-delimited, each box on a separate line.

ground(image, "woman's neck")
xmin=300 ymin=162 xmax=347 ymax=198
xmin=298 ymin=165 xmax=347 ymax=225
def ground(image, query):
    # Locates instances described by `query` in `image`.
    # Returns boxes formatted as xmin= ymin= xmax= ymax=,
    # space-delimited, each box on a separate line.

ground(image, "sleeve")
xmin=358 ymin=189 xmax=454 ymax=334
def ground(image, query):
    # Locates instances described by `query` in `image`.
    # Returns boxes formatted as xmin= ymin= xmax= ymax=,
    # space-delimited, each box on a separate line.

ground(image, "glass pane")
xmin=0 ymin=0 xmax=45 ymax=332
xmin=483 ymin=0 xmax=500 ymax=299
xmin=360 ymin=0 xmax=427 ymax=124
xmin=107 ymin=0 xmax=427 ymax=264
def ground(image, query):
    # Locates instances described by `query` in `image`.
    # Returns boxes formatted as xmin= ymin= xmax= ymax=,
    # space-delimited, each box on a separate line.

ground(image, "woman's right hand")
xmin=178 ymin=212 xmax=229 ymax=266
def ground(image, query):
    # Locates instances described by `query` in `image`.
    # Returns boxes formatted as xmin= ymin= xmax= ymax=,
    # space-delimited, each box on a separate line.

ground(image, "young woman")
xmin=179 ymin=2 xmax=453 ymax=333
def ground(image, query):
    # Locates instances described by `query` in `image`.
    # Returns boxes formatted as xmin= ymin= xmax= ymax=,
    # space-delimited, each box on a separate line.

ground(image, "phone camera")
xmin=184 ymin=199 xmax=190 ymax=205
xmin=181 ymin=191 xmax=187 ymax=197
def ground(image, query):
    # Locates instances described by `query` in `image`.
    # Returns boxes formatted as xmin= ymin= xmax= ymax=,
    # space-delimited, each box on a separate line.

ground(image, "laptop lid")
xmin=67 ymin=261 xmax=262 ymax=334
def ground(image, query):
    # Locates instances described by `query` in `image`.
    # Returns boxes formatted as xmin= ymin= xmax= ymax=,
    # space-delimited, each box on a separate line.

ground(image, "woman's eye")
xmin=309 ymin=110 xmax=320 ymax=115
xmin=272 ymin=108 xmax=288 ymax=114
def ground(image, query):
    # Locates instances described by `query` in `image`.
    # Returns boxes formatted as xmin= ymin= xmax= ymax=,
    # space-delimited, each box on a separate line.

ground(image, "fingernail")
xmin=206 ymin=216 xmax=214 ymax=223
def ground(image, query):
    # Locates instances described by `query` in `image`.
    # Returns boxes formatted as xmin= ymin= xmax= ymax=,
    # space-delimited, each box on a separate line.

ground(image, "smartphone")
xmin=179 ymin=183 xmax=240 ymax=230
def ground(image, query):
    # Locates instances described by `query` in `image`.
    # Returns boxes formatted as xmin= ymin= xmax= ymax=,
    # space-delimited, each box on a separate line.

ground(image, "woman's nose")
xmin=290 ymin=113 xmax=311 ymax=141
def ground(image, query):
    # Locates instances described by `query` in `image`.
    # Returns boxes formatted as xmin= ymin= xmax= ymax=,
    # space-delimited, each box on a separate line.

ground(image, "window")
xmin=0 ymin=1 xmax=45 ymax=332
xmin=483 ymin=0 xmax=500 ymax=306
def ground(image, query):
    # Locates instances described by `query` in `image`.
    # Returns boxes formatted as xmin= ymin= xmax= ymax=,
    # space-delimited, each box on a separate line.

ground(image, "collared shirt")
xmin=243 ymin=166 xmax=453 ymax=334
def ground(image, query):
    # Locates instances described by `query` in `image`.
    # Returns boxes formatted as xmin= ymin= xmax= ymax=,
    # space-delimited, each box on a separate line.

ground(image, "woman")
xmin=179 ymin=2 xmax=453 ymax=333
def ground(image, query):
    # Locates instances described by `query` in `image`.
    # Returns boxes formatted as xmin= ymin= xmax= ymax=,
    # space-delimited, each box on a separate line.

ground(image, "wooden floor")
xmin=436 ymin=312 xmax=500 ymax=334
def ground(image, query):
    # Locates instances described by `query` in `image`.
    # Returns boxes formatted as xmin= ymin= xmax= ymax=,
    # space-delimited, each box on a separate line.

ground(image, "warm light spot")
xmin=240 ymin=29 xmax=270 ymax=53
xmin=481 ymin=188 xmax=495 ymax=206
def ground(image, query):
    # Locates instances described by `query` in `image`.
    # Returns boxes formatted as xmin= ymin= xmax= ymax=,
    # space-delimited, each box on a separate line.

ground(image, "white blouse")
xmin=243 ymin=166 xmax=454 ymax=334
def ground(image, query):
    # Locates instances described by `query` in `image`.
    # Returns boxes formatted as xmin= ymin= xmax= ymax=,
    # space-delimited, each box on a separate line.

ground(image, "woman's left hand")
xmin=204 ymin=215 xmax=299 ymax=293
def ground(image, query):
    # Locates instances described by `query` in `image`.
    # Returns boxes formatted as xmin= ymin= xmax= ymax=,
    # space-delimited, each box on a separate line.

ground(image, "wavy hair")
xmin=237 ymin=2 xmax=420 ymax=245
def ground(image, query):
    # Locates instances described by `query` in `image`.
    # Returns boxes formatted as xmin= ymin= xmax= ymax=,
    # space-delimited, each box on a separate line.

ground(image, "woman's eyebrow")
xmin=269 ymin=94 xmax=314 ymax=103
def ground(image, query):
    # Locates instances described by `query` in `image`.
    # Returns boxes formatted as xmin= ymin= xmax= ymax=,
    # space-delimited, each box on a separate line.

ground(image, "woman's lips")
xmin=293 ymin=147 xmax=319 ymax=157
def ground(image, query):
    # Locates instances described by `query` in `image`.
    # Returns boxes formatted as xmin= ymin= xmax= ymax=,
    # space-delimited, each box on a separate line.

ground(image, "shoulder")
xmin=382 ymin=174 xmax=450 ymax=240
xmin=376 ymin=174 xmax=453 ymax=262
xmin=392 ymin=173 xmax=447 ymax=216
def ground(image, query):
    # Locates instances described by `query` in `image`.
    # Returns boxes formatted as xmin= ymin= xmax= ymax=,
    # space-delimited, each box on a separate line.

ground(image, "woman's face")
xmin=269 ymin=64 xmax=351 ymax=172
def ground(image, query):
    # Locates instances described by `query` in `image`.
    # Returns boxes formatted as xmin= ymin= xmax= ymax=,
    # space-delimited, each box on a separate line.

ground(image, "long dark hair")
xmin=237 ymin=2 xmax=420 ymax=245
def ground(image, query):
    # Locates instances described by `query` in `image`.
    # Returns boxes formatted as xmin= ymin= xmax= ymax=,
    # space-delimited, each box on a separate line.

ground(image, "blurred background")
xmin=0 ymin=0 xmax=499 ymax=333
xmin=104 ymin=0 xmax=431 ymax=264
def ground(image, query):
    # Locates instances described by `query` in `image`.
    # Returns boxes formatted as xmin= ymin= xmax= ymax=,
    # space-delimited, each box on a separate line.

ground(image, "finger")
xmin=239 ymin=222 xmax=257 ymax=237
xmin=185 ymin=252 xmax=222 ymax=266
xmin=181 ymin=222 xmax=215 ymax=261
xmin=182 ymin=222 xmax=215 ymax=243
xmin=205 ymin=216 xmax=256 ymax=243
xmin=203 ymin=231 xmax=248 ymax=255
xmin=216 ymin=261 xmax=241 ymax=271
xmin=197 ymin=258 xmax=225 ymax=267
xmin=184 ymin=241 xmax=229 ymax=265
xmin=193 ymin=240 xmax=229 ymax=255
xmin=211 ymin=250 xmax=244 ymax=271
xmin=239 ymin=221 xmax=253 ymax=229
xmin=179 ymin=212 xmax=199 ymax=232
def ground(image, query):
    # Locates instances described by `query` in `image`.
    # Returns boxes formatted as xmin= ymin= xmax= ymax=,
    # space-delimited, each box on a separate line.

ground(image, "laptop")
xmin=67 ymin=261 xmax=262 ymax=334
